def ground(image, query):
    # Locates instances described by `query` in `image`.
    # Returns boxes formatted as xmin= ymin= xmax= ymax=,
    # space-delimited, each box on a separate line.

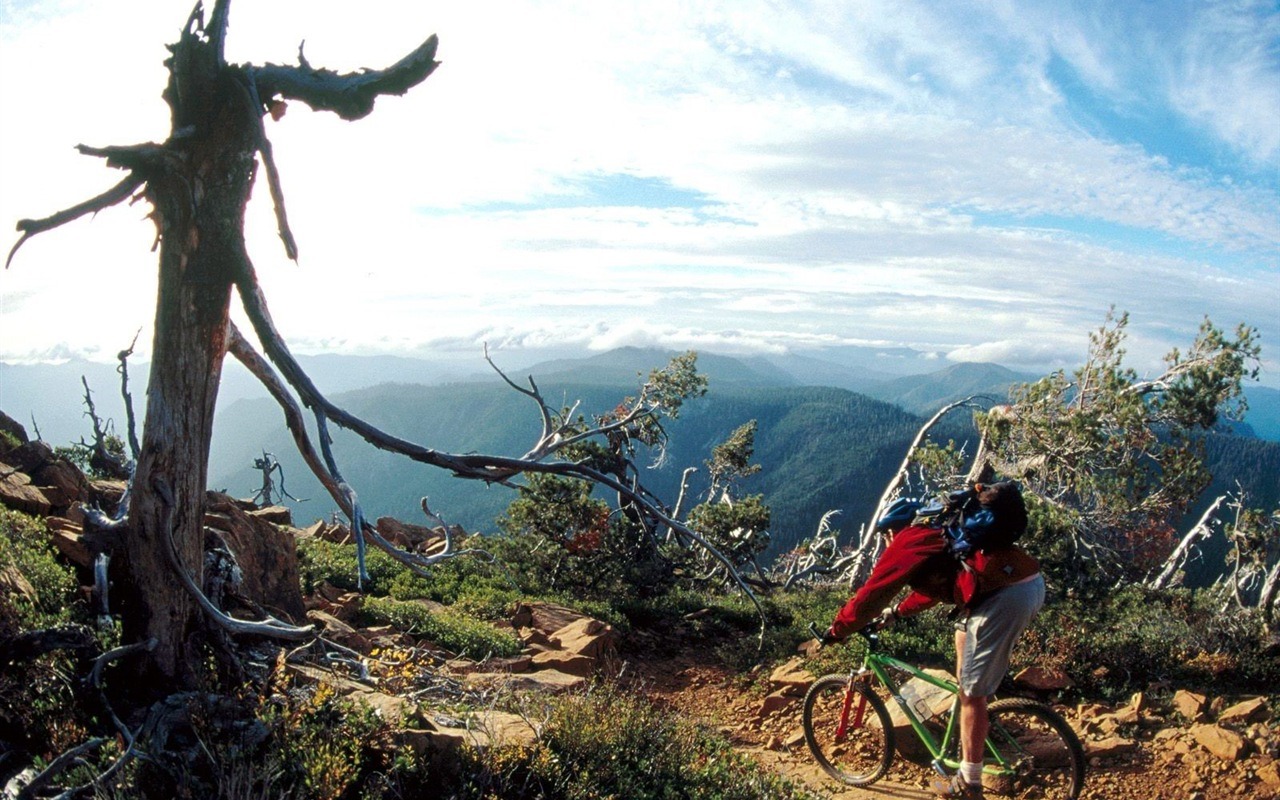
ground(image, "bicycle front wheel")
xmin=984 ymin=698 xmax=1085 ymax=799
xmin=801 ymin=674 xmax=894 ymax=786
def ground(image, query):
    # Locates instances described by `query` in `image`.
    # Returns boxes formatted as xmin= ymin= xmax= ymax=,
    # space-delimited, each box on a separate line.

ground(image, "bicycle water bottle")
xmin=898 ymin=683 xmax=936 ymax=721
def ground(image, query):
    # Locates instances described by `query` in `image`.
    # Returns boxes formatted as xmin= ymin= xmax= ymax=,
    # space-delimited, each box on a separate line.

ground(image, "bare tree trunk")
xmin=1147 ymin=495 xmax=1226 ymax=591
xmin=119 ymin=23 xmax=259 ymax=682
xmin=844 ymin=397 xmax=981 ymax=587
xmin=1260 ymin=558 xmax=1280 ymax=630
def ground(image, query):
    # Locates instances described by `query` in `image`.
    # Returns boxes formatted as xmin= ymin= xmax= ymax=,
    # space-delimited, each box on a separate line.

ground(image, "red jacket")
xmin=829 ymin=525 xmax=1040 ymax=640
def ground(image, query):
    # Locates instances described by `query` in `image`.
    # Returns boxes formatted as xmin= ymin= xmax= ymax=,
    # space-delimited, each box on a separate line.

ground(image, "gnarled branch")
xmin=253 ymin=34 xmax=440 ymax=121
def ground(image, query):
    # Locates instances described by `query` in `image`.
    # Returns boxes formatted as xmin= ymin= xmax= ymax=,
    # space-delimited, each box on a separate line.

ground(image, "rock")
xmin=1190 ymin=724 xmax=1247 ymax=761
xmin=376 ymin=516 xmax=444 ymax=551
xmin=1129 ymin=691 xmax=1150 ymax=714
xmin=1174 ymin=690 xmax=1208 ymax=721
xmin=249 ymin=505 xmax=293 ymax=526
xmin=88 ymin=479 xmax=127 ymax=512
xmin=531 ymin=650 xmax=597 ymax=677
xmin=796 ymin=638 xmax=822 ymax=657
xmin=1218 ymin=697 xmax=1269 ymax=726
xmin=48 ymin=527 xmax=93 ymax=570
xmin=756 ymin=690 xmax=797 ymax=719
xmin=769 ymin=657 xmax=815 ymax=695
xmin=1013 ymin=666 xmax=1075 ymax=691
xmin=0 ymin=412 xmax=29 ymax=450
xmin=523 ymin=602 xmax=590 ymax=637
xmin=31 ymin=459 xmax=91 ymax=511
xmin=885 ymin=669 xmax=955 ymax=762
xmin=550 ymin=617 xmax=616 ymax=659
xmin=306 ymin=609 xmax=371 ymax=653
xmin=1086 ymin=736 xmax=1139 ymax=758
xmin=298 ymin=519 xmax=351 ymax=544
xmin=0 ymin=563 xmax=37 ymax=603
xmin=464 ymin=669 xmax=587 ymax=694
xmin=0 ymin=468 xmax=52 ymax=516
xmin=478 ymin=655 xmax=534 ymax=674
xmin=1256 ymin=761 xmax=1280 ymax=787
xmin=518 ymin=627 xmax=557 ymax=652
xmin=205 ymin=493 xmax=305 ymax=621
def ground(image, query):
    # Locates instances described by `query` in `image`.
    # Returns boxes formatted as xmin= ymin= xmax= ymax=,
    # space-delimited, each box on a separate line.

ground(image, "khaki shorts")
xmin=956 ymin=574 xmax=1045 ymax=697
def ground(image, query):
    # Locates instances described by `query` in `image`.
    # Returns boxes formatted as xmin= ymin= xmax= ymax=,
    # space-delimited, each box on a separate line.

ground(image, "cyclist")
xmin=824 ymin=482 xmax=1045 ymax=799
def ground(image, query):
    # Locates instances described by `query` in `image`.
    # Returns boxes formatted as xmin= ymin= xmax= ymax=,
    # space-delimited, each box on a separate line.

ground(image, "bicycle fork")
xmin=834 ymin=674 xmax=869 ymax=742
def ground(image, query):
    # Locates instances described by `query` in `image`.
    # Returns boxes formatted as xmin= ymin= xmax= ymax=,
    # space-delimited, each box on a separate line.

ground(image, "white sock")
xmin=960 ymin=761 xmax=983 ymax=785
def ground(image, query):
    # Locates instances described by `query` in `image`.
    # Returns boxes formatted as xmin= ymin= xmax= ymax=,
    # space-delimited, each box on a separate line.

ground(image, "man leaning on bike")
xmin=825 ymin=481 xmax=1045 ymax=800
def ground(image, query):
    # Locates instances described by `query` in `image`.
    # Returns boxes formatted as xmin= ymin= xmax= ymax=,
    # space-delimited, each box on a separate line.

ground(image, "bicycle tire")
xmin=984 ymin=698 xmax=1086 ymax=799
xmin=802 ymin=674 xmax=895 ymax=786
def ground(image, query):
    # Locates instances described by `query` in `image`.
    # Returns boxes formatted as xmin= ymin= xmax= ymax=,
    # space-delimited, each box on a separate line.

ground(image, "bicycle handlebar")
xmin=808 ymin=621 xmax=880 ymax=648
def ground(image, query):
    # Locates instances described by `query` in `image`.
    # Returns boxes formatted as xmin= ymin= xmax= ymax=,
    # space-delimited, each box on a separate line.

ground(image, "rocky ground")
xmin=626 ymin=645 xmax=1280 ymax=800
xmin=3 ymin=419 xmax=1279 ymax=800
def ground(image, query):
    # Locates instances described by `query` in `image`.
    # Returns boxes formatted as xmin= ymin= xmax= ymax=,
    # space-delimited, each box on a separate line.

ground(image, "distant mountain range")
xmin=3 ymin=348 xmax=1278 ymax=562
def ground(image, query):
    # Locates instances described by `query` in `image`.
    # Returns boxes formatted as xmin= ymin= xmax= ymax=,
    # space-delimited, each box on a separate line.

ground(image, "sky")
xmin=1 ymin=0 xmax=1278 ymax=386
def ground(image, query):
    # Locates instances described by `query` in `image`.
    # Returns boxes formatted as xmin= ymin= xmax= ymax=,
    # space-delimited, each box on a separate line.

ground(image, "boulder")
xmin=1257 ymin=760 xmax=1280 ymax=787
xmin=306 ymin=609 xmax=371 ymax=653
xmin=1174 ymin=689 xmax=1208 ymax=721
xmin=1086 ymin=736 xmax=1139 ymax=759
xmin=375 ymin=516 xmax=450 ymax=552
xmin=249 ymin=505 xmax=293 ymax=526
xmin=756 ymin=689 xmax=798 ymax=719
xmin=0 ymin=563 xmax=37 ymax=603
xmin=298 ymin=519 xmax=352 ymax=544
xmin=0 ymin=468 xmax=52 ymax=517
xmin=1218 ymin=697 xmax=1269 ymax=725
xmin=1190 ymin=723 xmax=1247 ymax=761
xmin=205 ymin=493 xmax=306 ymax=621
xmin=530 ymin=650 xmax=596 ymax=677
xmin=31 ymin=459 xmax=91 ymax=511
xmin=1013 ymin=666 xmax=1075 ymax=692
xmin=464 ymin=669 xmax=587 ymax=694
xmin=769 ymin=657 xmax=815 ymax=695
xmin=48 ymin=525 xmax=93 ymax=570
xmin=0 ymin=412 xmax=29 ymax=449
xmin=522 ymin=602 xmax=590 ymax=636
xmin=550 ymin=616 xmax=616 ymax=659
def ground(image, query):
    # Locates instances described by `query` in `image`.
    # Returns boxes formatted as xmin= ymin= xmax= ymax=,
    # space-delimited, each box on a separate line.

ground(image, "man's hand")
xmin=874 ymin=607 xmax=898 ymax=630
xmin=809 ymin=621 xmax=841 ymax=646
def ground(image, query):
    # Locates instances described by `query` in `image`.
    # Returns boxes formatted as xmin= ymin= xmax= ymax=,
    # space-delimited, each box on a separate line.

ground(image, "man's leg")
xmin=955 ymin=629 xmax=987 ymax=787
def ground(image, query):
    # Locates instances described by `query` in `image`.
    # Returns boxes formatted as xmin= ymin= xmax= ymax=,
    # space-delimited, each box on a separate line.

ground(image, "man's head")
xmin=976 ymin=480 xmax=1028 ymax=535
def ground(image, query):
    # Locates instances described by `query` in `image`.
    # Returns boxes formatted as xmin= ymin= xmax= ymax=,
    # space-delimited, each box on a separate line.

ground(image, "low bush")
xmin=452 ymin=683 xmax=816 ymax=799
xmin=361 ymin=596 xmax=522 ymax=659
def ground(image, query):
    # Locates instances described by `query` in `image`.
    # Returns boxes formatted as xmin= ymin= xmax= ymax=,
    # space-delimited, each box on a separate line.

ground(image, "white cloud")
xmin=1 ymin=0 xmax=1276 ymax=389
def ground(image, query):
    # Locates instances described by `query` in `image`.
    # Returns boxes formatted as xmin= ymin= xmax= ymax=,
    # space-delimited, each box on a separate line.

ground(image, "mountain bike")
xmin=802 ymin=624 xmax=1085 ymax=799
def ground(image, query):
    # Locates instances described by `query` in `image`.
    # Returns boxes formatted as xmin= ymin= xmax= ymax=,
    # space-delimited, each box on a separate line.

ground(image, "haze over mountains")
xmin=3 ymin=347 xmax=1278 ymax=561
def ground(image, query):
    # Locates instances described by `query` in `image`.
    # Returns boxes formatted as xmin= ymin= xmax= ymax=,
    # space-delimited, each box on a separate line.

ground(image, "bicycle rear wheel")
xmin=984 ymin=698 xmax=1085 ymax=799
xmin=801 ymin=674 xmax=895 ymax=786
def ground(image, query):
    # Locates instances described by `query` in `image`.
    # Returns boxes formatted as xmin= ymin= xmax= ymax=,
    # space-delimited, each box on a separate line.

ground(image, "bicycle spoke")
xmin=985 ymin=699 xmax=1085 ymax=799
xmin=803 ymin=676 xmax=894 ymax=786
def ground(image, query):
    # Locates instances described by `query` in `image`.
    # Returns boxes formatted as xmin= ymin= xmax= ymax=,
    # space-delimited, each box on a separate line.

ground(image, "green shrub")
xmin=1018 ymin=584 xmax=1280 ymax=698
xmin=296 ymin=538 xmax=407 ymax=596
xmin=361 ymin=596 xmax=522 ymax=659
xmin=0 ymin=507 xmax=78 ymax=631
xmin=0 ymin=509 xmax=95 ymax=764
xmin=453 ymin=683 xmax=815 ymax=799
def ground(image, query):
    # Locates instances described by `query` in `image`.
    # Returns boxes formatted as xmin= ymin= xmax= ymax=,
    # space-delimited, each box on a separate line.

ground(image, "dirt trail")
xmin=626 ymin=650 xmax=1202 ymax=800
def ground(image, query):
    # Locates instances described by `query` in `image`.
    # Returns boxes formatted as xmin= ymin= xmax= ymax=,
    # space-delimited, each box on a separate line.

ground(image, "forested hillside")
xmin=210 ymin=380 xmax=929 ymax=559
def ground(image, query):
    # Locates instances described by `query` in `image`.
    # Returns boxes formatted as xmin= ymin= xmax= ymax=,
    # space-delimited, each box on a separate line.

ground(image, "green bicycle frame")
xmin=856 ymin=650 xmax=1019 ymax=778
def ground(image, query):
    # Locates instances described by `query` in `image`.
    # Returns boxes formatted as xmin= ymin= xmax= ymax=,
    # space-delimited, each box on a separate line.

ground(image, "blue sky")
xmin=1 ymin=0 xmax=1277 ymax=385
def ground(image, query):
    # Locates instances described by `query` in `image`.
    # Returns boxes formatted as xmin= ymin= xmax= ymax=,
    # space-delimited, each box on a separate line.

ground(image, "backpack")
xmin=941 ymin=481 xmax=1027 ymax=556
xmin=873 ymin=481 xmax=1028 ymax=556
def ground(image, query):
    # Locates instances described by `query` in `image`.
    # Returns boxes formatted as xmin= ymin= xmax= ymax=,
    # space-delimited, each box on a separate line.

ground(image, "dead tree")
xmin=9 ymin=0 xmax=773 ymax=686
xmin=8 ymin=1 xmax=440 ymax=687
